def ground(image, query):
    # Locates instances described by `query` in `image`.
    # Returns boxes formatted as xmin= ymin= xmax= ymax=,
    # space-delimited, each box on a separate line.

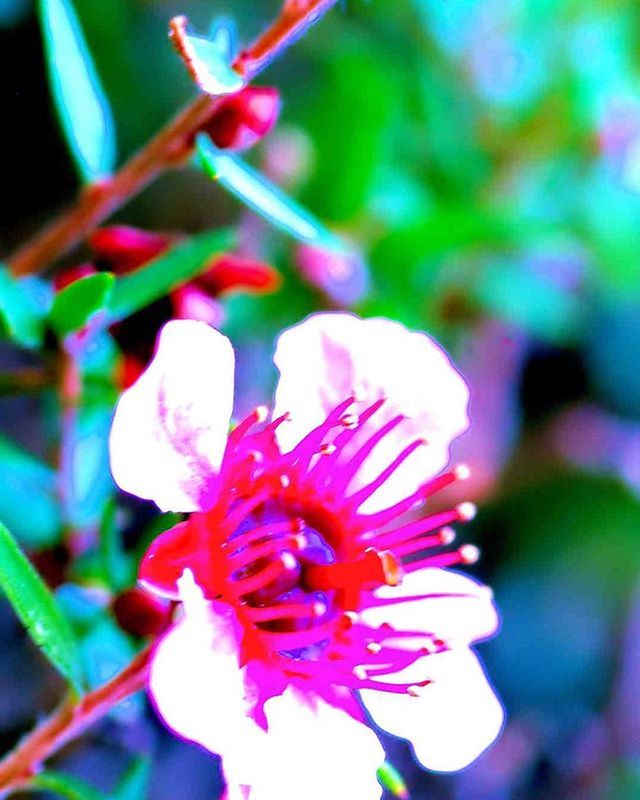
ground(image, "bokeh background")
xmin=3 ymin=0 xmax=640 ymax=798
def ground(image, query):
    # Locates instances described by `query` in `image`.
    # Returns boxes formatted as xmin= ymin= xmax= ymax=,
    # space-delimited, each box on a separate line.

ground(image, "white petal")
xmin=242 ymin=687 xmax=384 ymax=800
xmin=362 ymin=568 xmax=499 ymax=646
xmin=361 ymin=649 xmax=504 ymax=772
xmin=272 ymin=313 xmax=469 ymax=513
xmin=148 ymin=573 xmax=266 ymax=785
xmin=109 ymin=320 xmax=234 ymax=512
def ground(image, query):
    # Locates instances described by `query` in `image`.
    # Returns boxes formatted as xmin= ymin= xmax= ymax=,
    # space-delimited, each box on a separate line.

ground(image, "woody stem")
xmin=0 ymin=646 xmax=151 ymax=796
xmin=8 ymin=0 xmax=338 ymax=277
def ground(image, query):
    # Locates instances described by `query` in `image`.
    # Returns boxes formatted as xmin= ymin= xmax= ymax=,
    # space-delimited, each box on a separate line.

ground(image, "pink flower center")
xmin=179 ymin=398 xmax=476 ymax=695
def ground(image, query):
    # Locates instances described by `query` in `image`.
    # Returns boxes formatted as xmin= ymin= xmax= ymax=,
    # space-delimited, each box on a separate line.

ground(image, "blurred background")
xmin=3 ymin=0 xmax=640 ymax=798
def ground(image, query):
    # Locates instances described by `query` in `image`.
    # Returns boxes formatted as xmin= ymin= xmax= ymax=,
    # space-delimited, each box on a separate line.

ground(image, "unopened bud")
xmin=202 ymin=86 xmax=281 ymax=151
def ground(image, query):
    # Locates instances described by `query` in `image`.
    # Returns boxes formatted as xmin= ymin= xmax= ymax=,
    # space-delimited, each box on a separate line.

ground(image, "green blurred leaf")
xmin=61 ymin=399 xmax=115 ymax=531
xmin=38 ymin=0 xmax=116 ymax=181
xmin=113 ymin=757 xmax=152 ymax=800
xmin=49 ymin=272 xmax=114 ymax=337
xmin=197 ymin=135 xmax=342 ymax=249
xmin=31 ymin=771 xmax=107 ymax=800
xmin=107 ymin=228 xmax=234 ymax=321
xmin=0 ymin=433 xmax=62 ymax=548
xmin=300 ymin=48 xmax=397 ymax=221
xmin=0 ymin=520 xmax=84 ymax=692
xmin=99 ymin=500 xmax=134 ymax=592
xmin=0 ymin=265 xmax=51 ymax=349
xmin=377 ymin=761 xmax=409 ymax=799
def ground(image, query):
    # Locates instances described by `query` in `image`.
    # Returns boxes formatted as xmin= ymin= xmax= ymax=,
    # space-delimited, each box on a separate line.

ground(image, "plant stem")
xmin=0 ymin=646 xmax=151 ymax=796
xmin=8 ymin=0 xmax=338 ymax=278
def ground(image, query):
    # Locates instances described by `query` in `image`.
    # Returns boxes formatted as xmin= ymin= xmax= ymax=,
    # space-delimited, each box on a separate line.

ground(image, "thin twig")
xmin=8 ymin=0 xmax=338 ymax=278
xmin=0 ymin=646 xmax=151 ymax=796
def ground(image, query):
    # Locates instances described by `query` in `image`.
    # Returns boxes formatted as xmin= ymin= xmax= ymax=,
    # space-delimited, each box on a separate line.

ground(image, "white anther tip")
xmin=281 ymin=551 xmax=298 ymax=570
xmin=459 ymin=544 xmax=480 ymax=564
xmin=456 ymin=501 xmax=477 ymax=521
xmin=366 ymin=642 xmax=382 ymax=654
xmin=454 ymin=464 xmax=471 ymax=481
xmin=407 ymin=685 xmax=423 ymax=698
xmin=280 ymin=474 xmax=291 ymax=488
xmin=439 ymin=526 xmax=456 ymax=545
xmin=254 ymin=405 xmax=268 ymax=423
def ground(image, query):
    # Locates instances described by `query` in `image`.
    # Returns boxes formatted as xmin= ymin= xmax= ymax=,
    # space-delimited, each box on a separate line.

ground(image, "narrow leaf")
xmin=196 ymin=134 xmax=343 ymax=249
xmin=0 ymin=520 xmax=84 ymax=692
xmin=0 ymin=433 xmax=62 ymax=548
xmin=38 ymin=0 xmax=116 ymax=182
xmin=31 ymin=771 xmax=107 ymax=800
xmin=0 ymin=265 xmax=51 ymax=349
xmin=107 ymin=228 xmax=234 ymax=322
xmin=49 ymin=272 xmax=114 ymax=337
xmin=377 ymin=761 xmax=409 ymax=799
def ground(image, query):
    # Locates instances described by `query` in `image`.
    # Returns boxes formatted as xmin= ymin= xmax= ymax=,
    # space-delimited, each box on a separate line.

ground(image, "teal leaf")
xmin=49 ymin=272 xmax=114 ymax=337
xmin=0 ymin=265 xmax=52 ymax=349
xmin=99 ymin=500 xmax=134 ymax=592
xmin=30 ymin=771 xmax=107 ymax=800
xmin=107 ymin=227 xmax=234 ymax=322
xmin=0 ymin=433 xmax=62 ymax=548
xmin=113 ymin=758 xmax=152 ymax=800
xmin=177 ymin=18 xmax=243 ymax=95
xmin=0 ymin=520 xmax=84 ymax=692
xmin=197 ymin=134 xmax=343 ymax=250
xmin=38 ymin=0 xmax=116 ymax=182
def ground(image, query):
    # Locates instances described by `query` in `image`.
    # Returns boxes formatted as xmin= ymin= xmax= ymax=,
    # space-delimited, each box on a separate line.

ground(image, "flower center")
xmin=195 ymin=397 xmax=477 ymax=681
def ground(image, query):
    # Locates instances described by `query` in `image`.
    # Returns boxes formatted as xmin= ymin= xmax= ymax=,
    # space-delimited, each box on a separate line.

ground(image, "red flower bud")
xmin=202 ymin=86 xmax=281 ymax=151
xmin=196 ymin=253 xmax=281 ymax=296
xmin=90 ymin=226 xmax=173 ymax=274
xmin=113 ymin=587 xmax=174 ymax=638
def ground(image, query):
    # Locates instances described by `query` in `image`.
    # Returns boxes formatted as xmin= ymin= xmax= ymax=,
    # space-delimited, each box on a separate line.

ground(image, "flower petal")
xmin=362 ymin=567 xmax=499 ymax=646
xmin=109 ymin=320 xmax=234 ymax=512
xmin=148 ymin=572 xmax=266 ymax=786
xmin=272 ymin=313 xmax=469 ymax=513
xmin=361 ymin=649 xmax=504 ymax=772
xmin=235 ymin=687 xmax=384 ymax=800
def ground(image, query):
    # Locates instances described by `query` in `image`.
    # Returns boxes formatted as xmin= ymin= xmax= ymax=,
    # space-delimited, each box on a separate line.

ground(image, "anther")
xmin=340 ymin=413 xmax=359 ymax=429
xmin=340 ymin=611 xmax=359 ymax=630
xmin=353 ymin=665 xmax=368 ymax=681
xmin=319 ymin=443 xmax=336 ymax=456
xmin=280 ymin=474 xmax=291 ymax=489
xmin=439 ymin=526 xmax=456 ymax=545
xmin=460 ymin=544 xmax=480 ymax=564
xmin=254 ymin=405 xmax=269 ymax=423
xmin=456 ymin=501 xmax=477 ymax=521
xmin=366 ymin=642 xmax=382 ymax=654
xmin=407 ymin=685 xmax=423 ymax=698
xmin=454 ymin=463 xmax=471 ymax=481
xmin=378 ymin=550 xmax=403 ymax=587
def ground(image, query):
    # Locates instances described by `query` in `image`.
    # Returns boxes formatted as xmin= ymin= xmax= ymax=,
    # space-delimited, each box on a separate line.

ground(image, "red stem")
xmin=0 ymin=646 xmax=151 ymax=796
xmin=8 ymin=0 xmax=338 ymax=277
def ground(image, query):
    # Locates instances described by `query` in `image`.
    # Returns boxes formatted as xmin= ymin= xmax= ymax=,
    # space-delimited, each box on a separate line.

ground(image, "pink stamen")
xmin=247 ymin=600 xmax=327 ymax=623
xmin=232 ymin=552 xmax=298 ymax=596
xmin=347 ymin=437 xmax=427 ymax=509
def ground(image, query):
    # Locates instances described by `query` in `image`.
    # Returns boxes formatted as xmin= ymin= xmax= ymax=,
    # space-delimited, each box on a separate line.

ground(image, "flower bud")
xmin=202 ymin=86 xmax=281 ymax=151
xmin=196 ymin=253 xmax=281 ymax=296
xmin=90 ymin=226 xmax=173 ymax=274
xmin=53 ymin=264 xmax=98 ymax=292
xmin=296 ymin=243 xmax=370 ymax=306
xmin=113 ymin=587 xmax=173 ymax=638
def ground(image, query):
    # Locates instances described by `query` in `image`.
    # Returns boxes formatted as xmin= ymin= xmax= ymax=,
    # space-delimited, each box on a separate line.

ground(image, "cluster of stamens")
xmin=191 ymin=397 xmax=479 ymax=698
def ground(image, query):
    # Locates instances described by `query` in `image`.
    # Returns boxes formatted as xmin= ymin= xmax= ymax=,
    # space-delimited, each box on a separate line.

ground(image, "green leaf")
xmin=196 ymin=135 xmax=342 ymax=250
xmin=38 ymin=0 xmax=116 ymax=182
xmin=0 ymin=520 xmax=84 ymax=692
xmin=31 ymin=771 xmax=107 ymax=800
xmin=107 ymin=228 xmax=234 ymax=322
xmin=377 ymin=761 xmax=409 ymax=799
xmin=0 ymin=433 xmax=62 ymax=548
xmin=49 ymin=272 xmax=114 ymax=337
xmin=0 ymin=265 xmax=51 ymax=348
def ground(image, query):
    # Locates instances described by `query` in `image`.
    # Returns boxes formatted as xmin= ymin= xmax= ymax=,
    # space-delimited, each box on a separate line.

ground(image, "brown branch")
xmin=8 ymin=0 xmax=339 ymax=278
xmin=0 ymin=646 xmax=151 ymax=796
